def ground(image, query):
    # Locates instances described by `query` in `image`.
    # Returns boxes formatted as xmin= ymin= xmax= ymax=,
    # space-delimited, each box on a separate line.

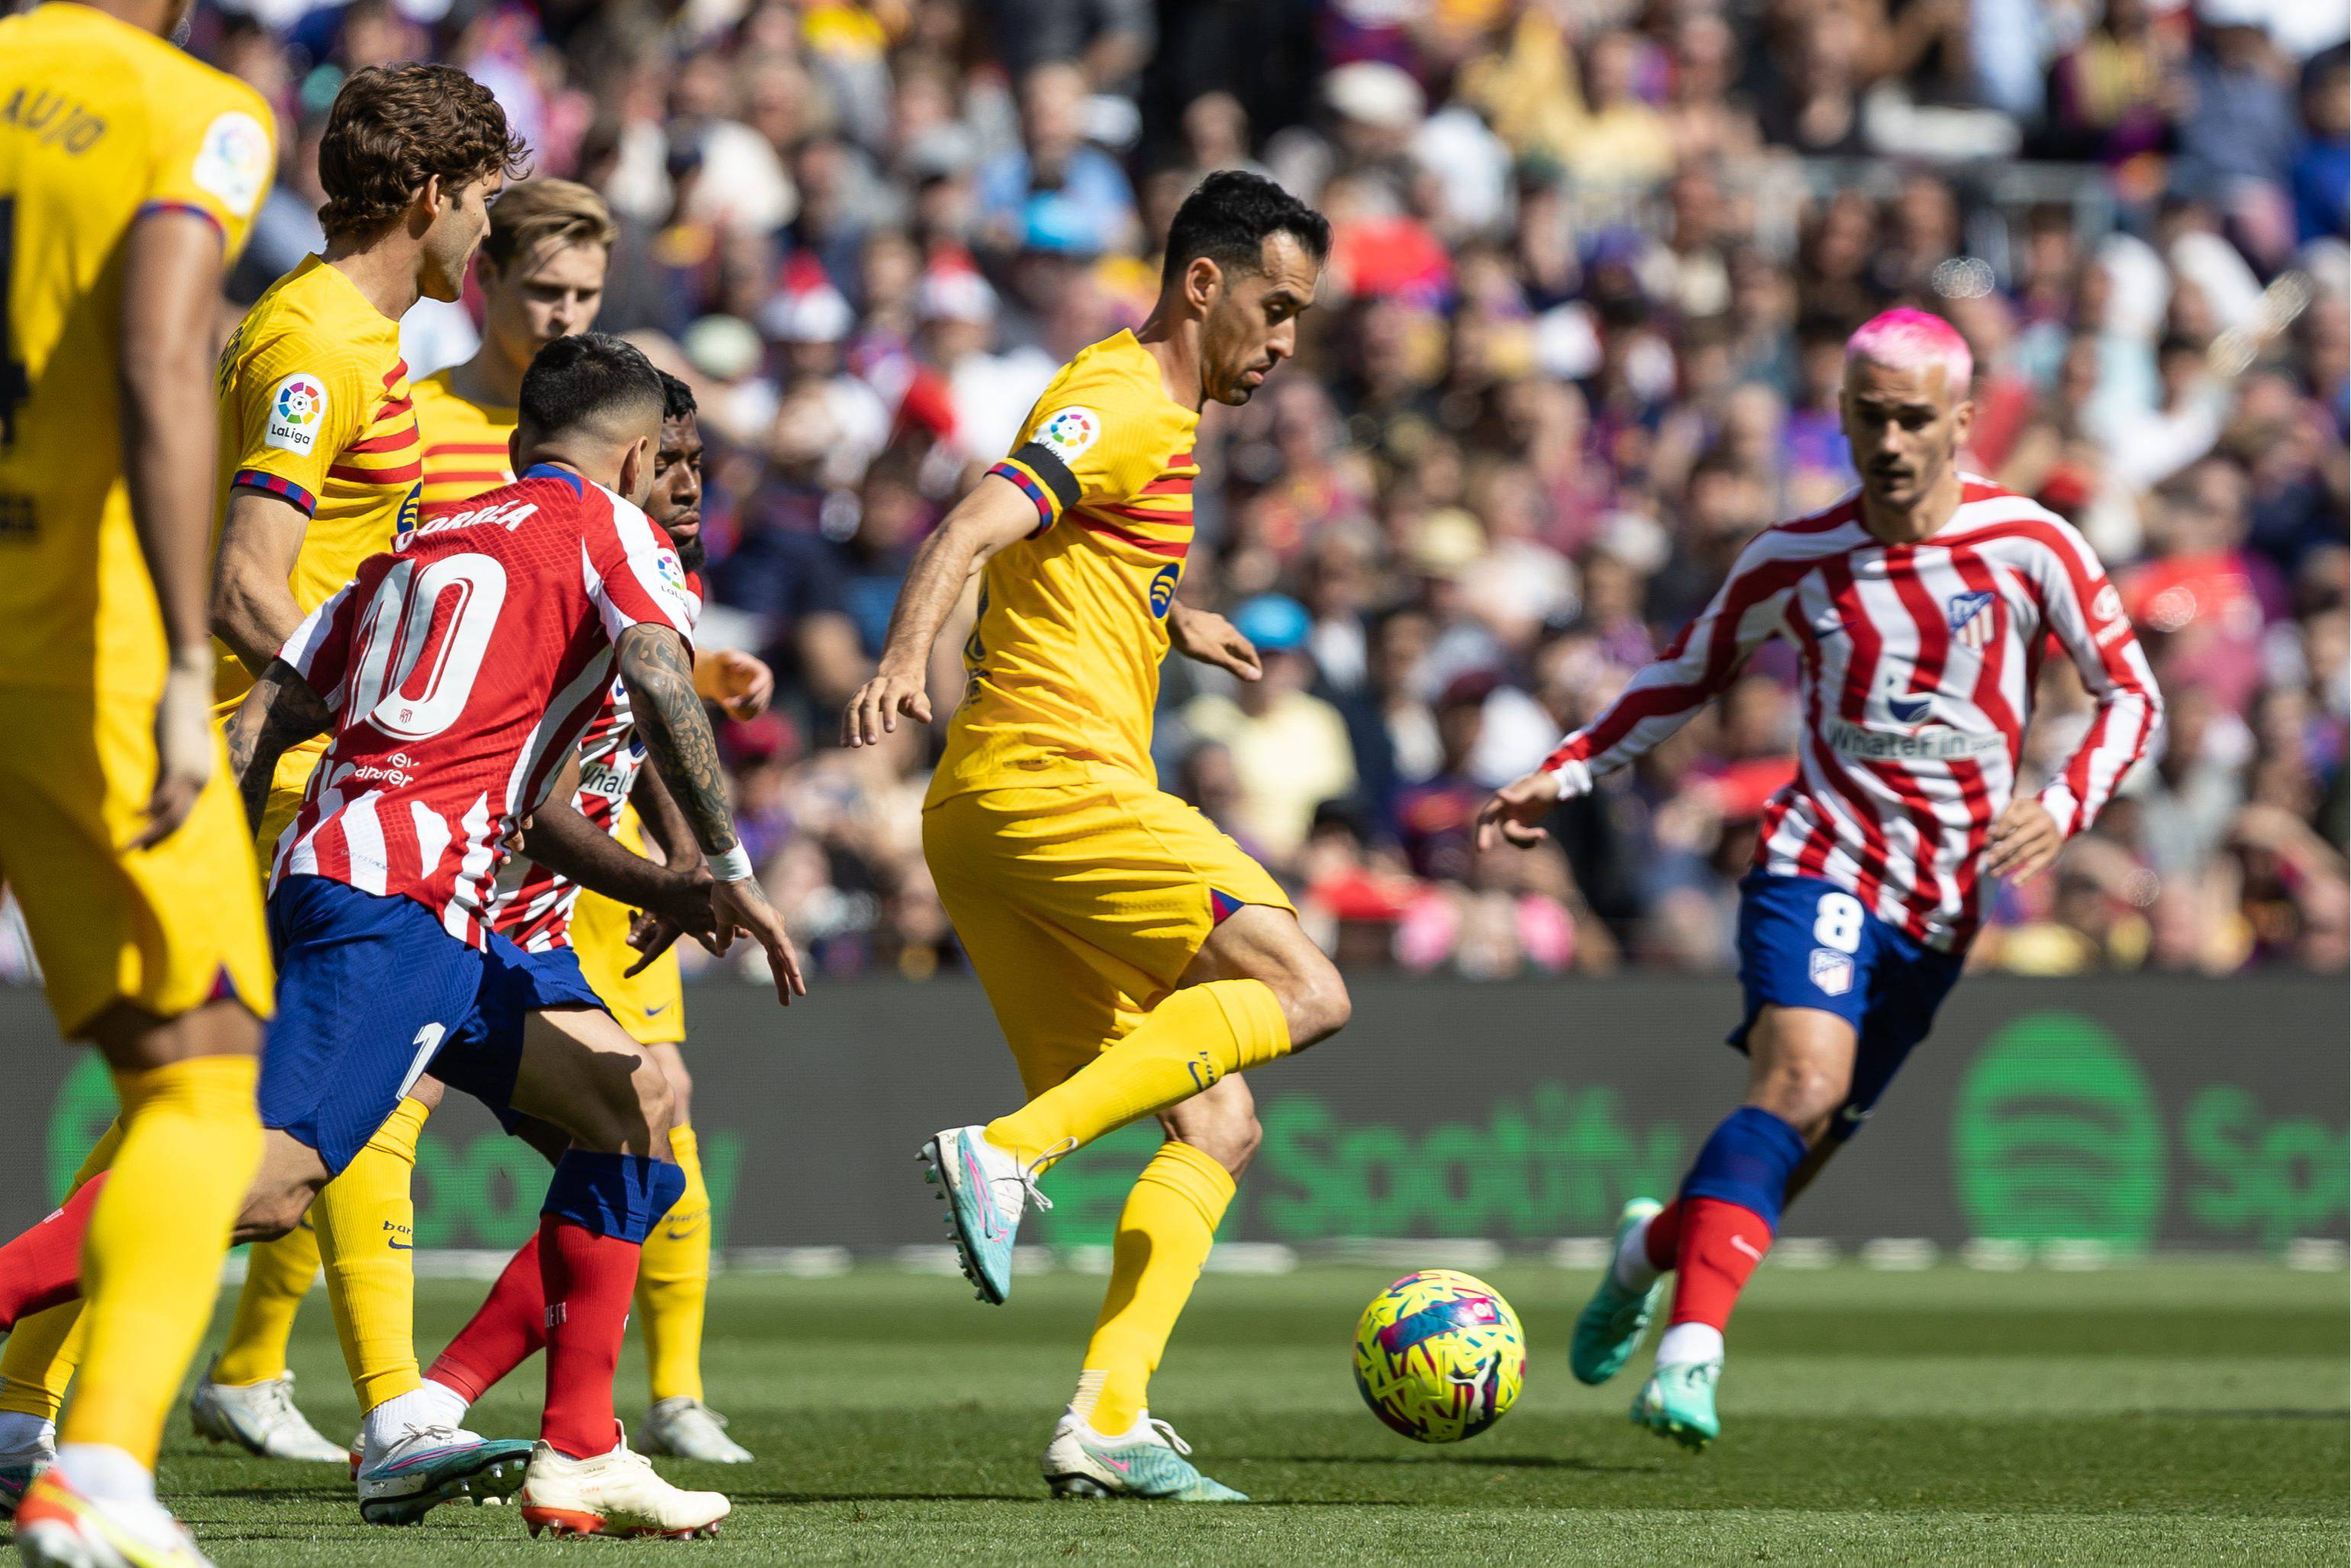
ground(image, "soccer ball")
xmin=1351 ymin=1269 xmax=1526 ymax=1443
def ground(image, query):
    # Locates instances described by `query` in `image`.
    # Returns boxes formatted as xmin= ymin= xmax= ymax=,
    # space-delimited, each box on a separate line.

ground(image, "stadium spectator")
xmin=8 ymin=0 xmax=2331 ymax=995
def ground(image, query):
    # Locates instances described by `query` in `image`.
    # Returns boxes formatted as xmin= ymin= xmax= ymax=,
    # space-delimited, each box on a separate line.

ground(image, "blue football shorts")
xmin=261 ymin=874 xmax=605 ymax=1173
xmin=1727 ymin=870 xmax=1966 ymax=1141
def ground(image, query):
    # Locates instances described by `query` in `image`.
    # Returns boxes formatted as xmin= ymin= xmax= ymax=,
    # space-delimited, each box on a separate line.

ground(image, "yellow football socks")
xmin=1079 ymin=1141 xmax=1234 ymax=1437
xmin=314 ymin=1095 xmax=428 ymax=1413
xmin=209 ymin=1223 xmax=321 ymax=1387
xmin=986 ymin=980 xmax=1290 ymax=1163
xmin=634 ymin=1124 xmax=712 ymax=1405
xmin=62 ymin=1057 xmax=260 ymax=1468
xmin=0 ymin=1121 xmax=118 ymax=1421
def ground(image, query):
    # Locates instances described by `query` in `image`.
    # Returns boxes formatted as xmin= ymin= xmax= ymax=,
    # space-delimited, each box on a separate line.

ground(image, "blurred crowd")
xmin=38 ymin=0 xmax=2351 ymax=982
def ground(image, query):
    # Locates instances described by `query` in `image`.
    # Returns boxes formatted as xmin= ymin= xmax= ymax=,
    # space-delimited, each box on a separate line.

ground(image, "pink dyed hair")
xmin=1844 ymin=308 xmax=1973 ymax=394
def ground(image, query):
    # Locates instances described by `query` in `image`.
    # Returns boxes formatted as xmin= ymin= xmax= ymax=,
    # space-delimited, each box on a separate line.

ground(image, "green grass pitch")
xmin=134 ymin=1261 xmax=2345 ymax=1565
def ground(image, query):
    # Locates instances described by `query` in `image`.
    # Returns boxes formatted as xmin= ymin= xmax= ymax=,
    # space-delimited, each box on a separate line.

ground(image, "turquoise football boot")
xmin=356 ymin=1427 xmax=534 ymax=1524
xmin=1631 ymin=1359 xmax=1721 ymax=1451
xmin=1571 ymin=1197 xmax=1668 ymax=1386
xmin=1043 ymin=1414 xmax=1248 ymax=1502
xmin=921 ymin=1126 xmax=1059 ymax=1305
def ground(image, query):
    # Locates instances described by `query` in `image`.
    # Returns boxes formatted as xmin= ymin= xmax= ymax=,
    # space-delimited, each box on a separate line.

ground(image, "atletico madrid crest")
xmin=1947 ymin=590 xmax=1996 ymax=650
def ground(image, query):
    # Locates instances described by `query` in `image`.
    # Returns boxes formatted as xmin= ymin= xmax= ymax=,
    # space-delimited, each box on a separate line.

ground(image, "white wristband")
xmin=708 ymin=844 xmax=754 ymax=883
xmin=1546 ymin=758 xmax=1594 ymax=800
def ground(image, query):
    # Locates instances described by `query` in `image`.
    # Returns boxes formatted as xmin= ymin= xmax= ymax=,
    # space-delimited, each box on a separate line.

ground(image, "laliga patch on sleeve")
xmin=191 ymin=111 xmax=273 ymax=220
xmin=1035 ymin=406 xmax=1101 ymax=463
xmin=650 ymin=548 xmax=699 ymax=621
xmin=263 ymin=372 xmax=329 ymax=454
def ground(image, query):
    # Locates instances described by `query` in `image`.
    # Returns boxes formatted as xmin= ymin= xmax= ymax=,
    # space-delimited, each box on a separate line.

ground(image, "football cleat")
xmin=518 ymin=1431 xmax=729 ymax=1538
xmin=1570 ymin=1198 xmax=1669 ymax=1386
xmin=1042 ymin=1412 xmax=1248 ymax=1502
xmin=13 ymin=1472 xmax=211 ymax=1568
xmin=189 ymin=1362 xmax=348 ymax=1463
xmin=1631 ymin=1358 xmax=1721 ymax=1451
xmin=641 ymin=1398 xmax=753 ymax=1464
xmin=356 ymin=1424 xmax=534 ymax=1524
xmin=920 ymin=1127 xmax=1065 ymax=1305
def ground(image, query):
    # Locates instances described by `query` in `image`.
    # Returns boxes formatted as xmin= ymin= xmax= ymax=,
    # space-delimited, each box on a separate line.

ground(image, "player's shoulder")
xmin=128 ymin=34 xmax=272 ymax=131
xmin=238 ymin=260 xmax=398 ymax=369
xmin=1038 ymin=331 xmax=1176 ymax=423
xmin=1737 ymin=492 xmax=1867 ymax=566
xmin=1947 ymin=476 xmax=2100 ymax=562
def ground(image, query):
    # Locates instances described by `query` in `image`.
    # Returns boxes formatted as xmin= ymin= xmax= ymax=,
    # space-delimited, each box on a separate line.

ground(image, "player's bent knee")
xmin=233 ymin=1185 xmax=312 ymax=1244
xmin=1748 ymin=1066 xmax=1851 ymax=1137
xmin=1182 ymin=1112 xmax=1260 ymax=1177
xmin=1285 ymin=960 xmax=1351 ymax=1050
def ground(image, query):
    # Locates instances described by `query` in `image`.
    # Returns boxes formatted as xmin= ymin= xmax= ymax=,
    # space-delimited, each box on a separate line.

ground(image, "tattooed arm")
xmin=615 ymin=623 xmax=806 ymax=1002
xmin=222 ymin=657 xmax=333 ymax=831
xmin=516 ymin=757 xmax=714 ymax=936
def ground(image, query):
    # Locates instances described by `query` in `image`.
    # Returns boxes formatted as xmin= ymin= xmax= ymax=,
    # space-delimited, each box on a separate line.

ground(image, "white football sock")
xmin=0 ymin=1410 xmax=55 ymax=1456
xmin=362 ymin=1380 xmax=469 ymax=1456
xmin=53 ymin=1442 xmax=152 ymax=1505
xmin=1611 ymin=1214 xmax=1662 ymax=1292
xmin=1655 ymin=1322 xmax=1724 ymax=1368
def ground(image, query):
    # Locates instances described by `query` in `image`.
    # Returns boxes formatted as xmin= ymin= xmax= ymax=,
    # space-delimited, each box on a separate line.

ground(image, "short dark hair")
xmin=318 ymin=64 xmax=531 ymax=240
xmin=520 ymin=333 xmax=665 ymax=442
xmin=1159 ymin=170 xmax=1330 ymax=289
xmin=658 ymin=370 xmax=698 ymax=423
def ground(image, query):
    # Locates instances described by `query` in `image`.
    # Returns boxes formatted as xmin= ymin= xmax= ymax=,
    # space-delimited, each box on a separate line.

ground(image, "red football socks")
xmin=1667 ymin=1196 xmax=1773 ymax=1330
xmin=1642 ymin=1198 xmax=1683 ymax=1273
xmin=427 ymin=1229 xmax=546 ymax=1405
xmin=0 ymin=1173 xmax=106 ymax=1330
xmin=537 ymin=1216 xmax=642 ymax=1458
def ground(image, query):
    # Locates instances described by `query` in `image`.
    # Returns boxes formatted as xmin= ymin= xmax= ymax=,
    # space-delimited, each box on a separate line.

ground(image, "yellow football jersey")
xmin=411 ymin=369 xmax=517 ymax=507
xmin=0 ymin=2 xmax=275 ymax=699
xmin=211 ymin=253 xmax=421 ymax=718
xmin=927 ymin=330 xmax=1200 ymax=804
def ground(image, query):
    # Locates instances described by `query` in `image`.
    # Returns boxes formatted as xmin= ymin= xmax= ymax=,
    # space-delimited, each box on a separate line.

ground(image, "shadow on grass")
xmin=1246 ymin=1453 xmax=1660 ymax=1475
xmin=2133 ymin=1408 xmax=2350 ymax=1422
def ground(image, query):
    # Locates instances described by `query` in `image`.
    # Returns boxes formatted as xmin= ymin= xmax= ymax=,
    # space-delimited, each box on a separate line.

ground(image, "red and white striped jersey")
xmin=271 ymin=465 xmax=699 ymax=946
xmin=1542 ymin=480 xmax=2163 ymax=950
xmin=489 ymin=679 xmax=643 ymax=950
xmin=490 ymin=559 xmax=707 ymax=951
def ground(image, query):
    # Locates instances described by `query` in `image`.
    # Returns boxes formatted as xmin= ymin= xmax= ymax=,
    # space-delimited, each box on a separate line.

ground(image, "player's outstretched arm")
xmin=617 ymin=621 xmax=806 ymax=1003
xmin=842 ymin=475 xmax=1037 ymax=747
xmin=222 ymin=657 xmax=332 ymax=831
xmin=118 ymin=208 xmax=234 ymax=850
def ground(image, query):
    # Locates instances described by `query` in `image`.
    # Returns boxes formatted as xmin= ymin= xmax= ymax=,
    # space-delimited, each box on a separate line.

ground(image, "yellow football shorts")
xmin=570 ymin=805 xmax=685 ymax=1047
xmin=0 ymin=688 xmax=273 ymax=1036
xmin=923 ymin=777 xmax=1293 ymax=1095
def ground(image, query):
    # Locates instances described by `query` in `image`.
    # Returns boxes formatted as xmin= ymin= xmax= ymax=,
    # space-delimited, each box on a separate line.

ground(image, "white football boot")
xmin=518 ymin=1430 xmax=730 ymax=1539
xmin=641 ymin=1399 xmax=753 ymax=1464
xmin=1042 ymin=1411 xmax=1247 ymax=1502
xmin=188 ymin=1361 xmax=347 ymax=1463
xmin=13 ymin=1471 xmax=211 ymax=1568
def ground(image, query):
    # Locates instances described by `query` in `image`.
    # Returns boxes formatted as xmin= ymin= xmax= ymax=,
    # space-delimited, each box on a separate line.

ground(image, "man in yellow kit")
xmin=409 ymin=182 xmax=772 ymax=1462
xmin=0 ymin=1 xmax=276 ymax=1560
xmin=0 ymin=59 xmax=537 ymax=1521
xmin=843 ymin=171 xmax=1350 ymax=1502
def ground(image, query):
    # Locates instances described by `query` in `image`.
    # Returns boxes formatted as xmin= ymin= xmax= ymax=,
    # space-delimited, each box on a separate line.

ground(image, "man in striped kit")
xmin=1478 ymin=308 xmax=2163 ymax=1450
